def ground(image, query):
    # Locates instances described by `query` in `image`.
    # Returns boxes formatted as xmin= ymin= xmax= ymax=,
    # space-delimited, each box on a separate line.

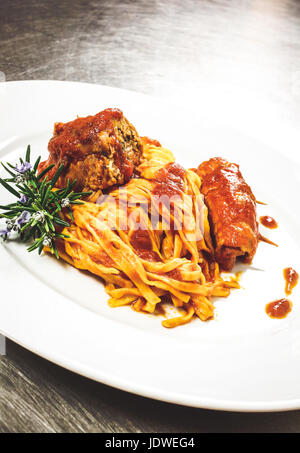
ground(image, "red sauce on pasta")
xmin=152 ymin=163 xmax=186 ymax=198
xmin=283 ymin=267 xmax=299 ymax=296
xmin=165 ymin=268 xmax=183 ymax=281
xmin=266 ymin=299 xmax=292 ymax=319
xmin=259 ymin=216 xmax=278 ymax=229
xmin=130 ymin=230 xmax=159 ymax=261
xmin=91 ymin=253 xmax=114 ymax=267
xmin=130 ymin=230 xmax=152 ymax=250
xmin=135 ymin=249 xmax=160 ymax=262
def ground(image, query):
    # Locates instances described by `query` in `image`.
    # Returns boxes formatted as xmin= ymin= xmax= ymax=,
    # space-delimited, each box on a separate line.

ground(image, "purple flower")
xmin=20 ymin=194 xmax=28 ymax=204
xmin=16 ymin=211 xmax=31 ymax=226
xmin=15 ymin=162 xmax=32 ymax=174
xmin=0 ymin=225 xmax=12 ymax=240
xmin=0 ymin=229 xmax=8 ymax=238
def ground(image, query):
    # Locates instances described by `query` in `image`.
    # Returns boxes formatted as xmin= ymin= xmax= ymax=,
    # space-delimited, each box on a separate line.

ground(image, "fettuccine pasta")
xmin=48 ymin=140 xmax=239 ymax=327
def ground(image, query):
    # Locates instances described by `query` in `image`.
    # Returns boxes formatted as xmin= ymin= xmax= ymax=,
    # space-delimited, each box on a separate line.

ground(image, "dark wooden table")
xmin=1 ymin=0 xmax=300 ymax=433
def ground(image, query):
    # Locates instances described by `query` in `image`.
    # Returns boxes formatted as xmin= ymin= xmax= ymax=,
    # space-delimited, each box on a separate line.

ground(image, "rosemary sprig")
xmin=0 ymin=145 xmax=91 ymax=258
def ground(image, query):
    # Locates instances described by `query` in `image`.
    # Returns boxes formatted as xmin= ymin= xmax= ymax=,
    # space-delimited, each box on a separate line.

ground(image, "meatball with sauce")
xmin=38 ymin=108 xmax=142 ymax=191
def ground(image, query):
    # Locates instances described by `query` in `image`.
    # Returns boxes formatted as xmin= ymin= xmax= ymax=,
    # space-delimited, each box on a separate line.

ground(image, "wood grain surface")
xmin=1 ymin=0 xmax=300 ymax=433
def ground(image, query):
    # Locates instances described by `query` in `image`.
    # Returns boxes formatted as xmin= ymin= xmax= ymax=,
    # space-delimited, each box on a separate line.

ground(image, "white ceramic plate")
xmin=1 ymin=81 xmax=300 ymax=412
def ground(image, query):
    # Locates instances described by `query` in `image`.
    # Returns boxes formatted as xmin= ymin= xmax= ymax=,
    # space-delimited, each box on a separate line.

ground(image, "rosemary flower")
xmin=15 ymin=174 xmax=25 ymax=184
xmin=17 ymin=211 xmax=31 ymax=226
xmin=0 ymin=145 xmax=91 ymax=258
xmin=15 ymin=162 xmax=32 ymax=174
xmin=61 ymin=198 xmax=71 ymax=208
xmin=0 ymin=228 xmax=9 ymax=239
xmin=33 ymin=210 xmax=45 ymax=223
xmin=42 ymin=236 xmax=52 ymax=247
xmin=20 ymin=194 xmax=28 ymax=204
xmin=5 ymin=219 xmax=14 ymax=231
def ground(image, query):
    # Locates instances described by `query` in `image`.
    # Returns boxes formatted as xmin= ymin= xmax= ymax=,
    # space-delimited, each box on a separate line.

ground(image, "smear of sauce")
xmin=266 ymin=299 xmax=292 ymax=319
xmin=283 ymin=267 xmax=299 ymax=296
xmin=265 ymin=268 xmax=298 ymax=320
xmin=259 ymin=216 xmax=278 ymax=229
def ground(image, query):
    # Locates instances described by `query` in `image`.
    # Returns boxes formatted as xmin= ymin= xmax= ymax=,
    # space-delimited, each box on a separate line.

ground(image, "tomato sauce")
xmin=266 ymin=299 xmax=292 ymax=319
xmin=283 ymin=267 xmax=299 ymax=296
xmin=152 ymin=163 xmax=186 ymax=198
xmin=259 ymin=216 xmax=278 ymax=229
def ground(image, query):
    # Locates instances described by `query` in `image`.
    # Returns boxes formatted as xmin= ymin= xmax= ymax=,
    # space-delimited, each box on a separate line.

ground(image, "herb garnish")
xmin=0 ymin=145 xmax=91 ymax=258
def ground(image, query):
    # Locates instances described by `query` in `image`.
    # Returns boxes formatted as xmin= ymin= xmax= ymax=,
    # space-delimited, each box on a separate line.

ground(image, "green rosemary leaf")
xmin=37 ymin=163 xmax=55 ymax=181
xmin=50 ymin=163 xmax=64 ymax=187
xmin=44 ymin=211 xmax=53 ymax=220
xmin=2 ymin=210 xmax=20 ymax=218
xmin=0 ymin=204 xmax=15 ymax=210
xmin=55 ymin=179 xmax=77 ymax=199
xmin=1 ymin=162 xmax=16 ymax=178
xmin=53 ymin=217 xmax=70 ymax=227
xmin=6 ymin=162 xmax=16 ymax=170
xmin=25 ymin=145 xmax=31 ymax=163
xmin=47 ymin=218 xmax=56 ymax=232
xmin=72 ymin=191 xmax=92 ymax=197
xmin=27 ymin=237 xmax=44 ymax=252
xmin=0 ymin=212 xmax=16 ymax=219
xmin=42 ymin=184 xmax=52 ymax=205
xmin=68 ymin=179 xmax=77 ymax=190
xmin=56 ymin=233 xmax=70 ymax=239
xmin=15 ymin=184 xmax=34 ymax=199
xmin=67 ymin=208 xmax=74 ymax=221
xmin=54 ymin=200 xmax=61 ymax=211
xmin=20 ymin=220 xmax=33 ymax=232
xmin=3 ymin=178 xmax=16 ymax=183
xmin=39 ymin=176 xmax=47 ymax=194
xmin=31 ymin=202 xmax=40 ymax=211
xmin=0 ymin=178 xmax=20 ymax=198
xmin=19 ymin=206 xmax=36 ymax=213
xmin=30 ymin=178 xmax=38 ymax=190
xmin=33 ymin=156 xmax=41 ymax=173
xmin=70 ymin=193 xmax=92 ymax=201
xmin=52 ymin=242 xmax=60 ymax=260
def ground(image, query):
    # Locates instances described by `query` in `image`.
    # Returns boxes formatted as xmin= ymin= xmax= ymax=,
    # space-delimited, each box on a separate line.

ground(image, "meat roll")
xmin=38 ymin=108 xmax=142 ymax=191
xmin=197 ymin=157 xmax=258 ymax=271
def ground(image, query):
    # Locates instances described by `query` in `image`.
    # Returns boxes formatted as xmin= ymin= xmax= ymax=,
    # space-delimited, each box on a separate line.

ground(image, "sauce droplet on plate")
xmin=259 ymin=216 xmax=278 ymax=229
xmin=283 ymin=267 xmax=299 ymax=296
xmin=266 ymin=299 xmax=292 ymax=319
